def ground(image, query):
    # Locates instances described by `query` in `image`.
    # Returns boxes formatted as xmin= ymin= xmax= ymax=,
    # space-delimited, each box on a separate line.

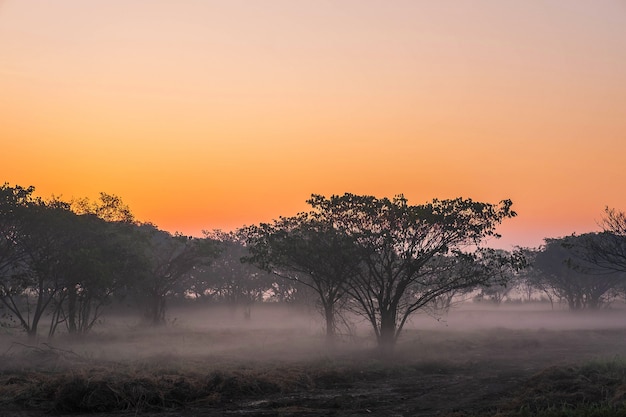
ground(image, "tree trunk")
xmin=147 ymin=293 xmax=166 ymax=326
xmin=378 ymin=309 xmax=397 ymax=355
xmin=27 ymin=327 xmax=38 ymax=339
xmin=67 ymin=285 xmax=77 ymax=334
xmin=29 ymin=289 xmax=46 ymax=339
xmin=324 ymin=304 xmax=336 ymax=345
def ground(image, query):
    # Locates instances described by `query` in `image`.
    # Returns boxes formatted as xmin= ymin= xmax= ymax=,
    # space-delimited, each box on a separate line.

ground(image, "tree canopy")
xmin=245 ymin=193 xmax=516 ymax=351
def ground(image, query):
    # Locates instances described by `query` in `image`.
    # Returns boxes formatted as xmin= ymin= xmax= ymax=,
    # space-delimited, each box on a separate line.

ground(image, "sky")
xmin=1 ymin=1 xmax=625 ymax=249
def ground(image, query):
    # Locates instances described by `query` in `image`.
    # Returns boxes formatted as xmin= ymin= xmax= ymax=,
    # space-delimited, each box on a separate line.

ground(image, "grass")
xmin=4 ymin=349 xmax=626 ymax=416
xmin=3 ymin=307 xmax=626 ymax=415
xmin=497 ymin=358 xmax=626 ymax=416
xmin=0 ymin=340 xmax=404 ymax=414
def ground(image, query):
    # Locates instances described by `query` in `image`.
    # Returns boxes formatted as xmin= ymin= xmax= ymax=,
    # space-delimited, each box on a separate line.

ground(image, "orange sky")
xmin=2 ymin=1 xmax=625 ymax=249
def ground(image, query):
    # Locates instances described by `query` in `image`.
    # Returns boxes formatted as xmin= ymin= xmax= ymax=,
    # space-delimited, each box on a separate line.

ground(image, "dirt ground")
xmin=2 ymin=303 xmax=626 ymax=416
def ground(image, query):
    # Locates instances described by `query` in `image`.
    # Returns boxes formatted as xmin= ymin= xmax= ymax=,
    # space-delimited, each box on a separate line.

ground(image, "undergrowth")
xmin=499 ymin=358 xmax=626 ymax=416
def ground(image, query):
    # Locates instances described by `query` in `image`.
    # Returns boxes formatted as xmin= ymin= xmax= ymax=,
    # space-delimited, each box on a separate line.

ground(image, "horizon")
xmin=4 ymin=182 xmax=605 ymax=250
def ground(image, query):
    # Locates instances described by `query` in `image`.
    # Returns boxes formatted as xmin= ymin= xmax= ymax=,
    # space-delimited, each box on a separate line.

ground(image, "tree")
xmin=534 ymin=235 xmax=623 ymax=310
xmin=0 ymin=196 xmax=76 ymax=337
xmin=306 ymin=193 xmax=516 ymax=352
xmin=0 ymin=184 xmax=38 ymax=334
xmin=193 ymin=231 xmax=274 ymax=318
xmin=512 ymin=248 xmax=544 ymax=303
xmin=244 ymin=213 xmax=360 ymax=342
xmin=71 ymin=192 xmax=135 ymax=223
xmin=475 ymin=249 xmax=527 ymax=304
xmin=0 ymin=184 xmax=35 ymax=288
xmin=0 ymin=186 xmax=146 ymax=337
xmin=135 ymin=225 xmax=219 ymax=325
xmin=49 ymin=214 xmax=146 ymax=336
xmin=573 ymin=208 xmax=626 ymax=275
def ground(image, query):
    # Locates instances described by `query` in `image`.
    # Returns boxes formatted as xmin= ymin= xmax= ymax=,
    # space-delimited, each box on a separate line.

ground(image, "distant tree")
xmin=244 ymin=213 xmax=360 ymax=342
xmin=135 ymin=225 xmax=219 ymax=325
xmin=71 ymin=192 xmax=135 ymax=223
xmin=534 ymin=235 xmax=623 ymax=310
xmin=513 ymin=248 xmax=554 ymax=304
xmin=304 ymin=193 xmax=516 ymax=352
xmin=572 ymin=208 xmax=626 ymax=275
xmin=265 ymin=274 xmax=316 ymax=305
xmin=191 ymin=231 xmax=274 ymax=319
xmin=475 ymin=249 xmax=527 ymax=304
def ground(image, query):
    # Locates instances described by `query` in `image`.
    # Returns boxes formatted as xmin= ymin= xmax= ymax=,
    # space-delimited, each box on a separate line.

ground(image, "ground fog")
xmin=2 ymin=302 xmax=626 ymax=416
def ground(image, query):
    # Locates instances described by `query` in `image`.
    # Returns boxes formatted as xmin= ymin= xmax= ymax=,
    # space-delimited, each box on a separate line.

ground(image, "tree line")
xmin=2 ymin=183 xmax=625 ymax=351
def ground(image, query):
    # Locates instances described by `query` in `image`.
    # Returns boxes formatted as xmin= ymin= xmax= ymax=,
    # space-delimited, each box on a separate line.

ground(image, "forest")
xmin=2 ymin=182 xmax=626 ymax=416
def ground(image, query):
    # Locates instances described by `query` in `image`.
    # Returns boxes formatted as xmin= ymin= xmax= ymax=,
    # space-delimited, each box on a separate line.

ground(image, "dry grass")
xmin=2 ymin=305 xmax=626 ymax=415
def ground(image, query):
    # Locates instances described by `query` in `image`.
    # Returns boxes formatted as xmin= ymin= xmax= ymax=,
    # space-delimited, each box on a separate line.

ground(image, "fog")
xmin=3 ymin=301 xmax=625 ymax=368
xmin=4 ymin=302 xmax=626 ymax=416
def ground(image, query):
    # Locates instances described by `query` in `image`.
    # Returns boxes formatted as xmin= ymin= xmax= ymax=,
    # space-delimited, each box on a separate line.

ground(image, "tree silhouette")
xmin=135 ymin=225 xmax=219 ymax=325
xmin=244 ymin=213 xmax=360 ymax=343
xmin=574 ymin=208 xmax=626 ymax=275
xmin=306 ymin=193 xmax=516 ymax=352
xmin=534 ymin=235 xmax=623 ymax=310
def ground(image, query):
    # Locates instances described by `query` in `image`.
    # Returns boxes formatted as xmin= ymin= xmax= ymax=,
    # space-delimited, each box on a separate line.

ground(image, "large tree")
xmin=0 ymin=196 xmax=76 ymax=337
xmin=59 ymin=192 xmax=144 ymax=334
xmin=0 ymin=186 xmax=145 ymax=336
xmin=0 ymin=184 xmax=35 ymax=285
xmin=48 ymin=214 xmax=146 ymax=336
xmin=0 ymin=184 xmax=38 ymax=334
xmin=306 ymin=193 xmax=516 ymax=351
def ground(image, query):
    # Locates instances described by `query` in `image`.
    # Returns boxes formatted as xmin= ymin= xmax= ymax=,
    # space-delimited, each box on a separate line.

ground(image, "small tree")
xmin=136 ymin=225 xmax=219 ymax=325
xmin=194 ymin=231 xmax=274 ymax=319
xmin=244 ymin=213 xmax=360 ymax=343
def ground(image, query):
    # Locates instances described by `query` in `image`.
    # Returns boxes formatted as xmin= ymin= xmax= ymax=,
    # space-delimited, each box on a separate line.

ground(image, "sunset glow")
xmin=2 ymin=1 xmax=625 ymax=248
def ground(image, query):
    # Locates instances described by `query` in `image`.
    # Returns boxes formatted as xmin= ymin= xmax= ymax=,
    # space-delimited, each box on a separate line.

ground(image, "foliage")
xmin=533 ymin=235 xmax=623 ymax=310
xmin=243 ymin=212 xmax=361 ymax=341
xmin=71 ymin=192 xmax=136 ymax=223
xmin=49 ymin=215 xmax=147 ymax=336
xmin=0 ymin=194 xmax=75 ymax=336
xmin=0 ymin=184 xmax=152 ymax=337
xmin=193 ymin=230 xmax=275 ymax=318
xmin=134 ymin=225 xmax=220 ymax=325
xmin=569 ymin=208 xmax=626 ymax=277
xmin=475 ymin=248 xmax=528 ymax=304
xmin=277 ymin=193 xmax=517 ymax=351
xmin=506 ymin=359 xmax=626 ymax=416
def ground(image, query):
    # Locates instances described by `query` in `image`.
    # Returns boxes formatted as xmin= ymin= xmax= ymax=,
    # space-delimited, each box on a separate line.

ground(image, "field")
xmin=2 ymin=303 xmax=626 ymax=416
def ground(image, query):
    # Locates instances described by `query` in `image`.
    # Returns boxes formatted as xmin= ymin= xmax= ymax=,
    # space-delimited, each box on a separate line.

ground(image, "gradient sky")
xmin=2 ymin=1 xmax=625 ymax=249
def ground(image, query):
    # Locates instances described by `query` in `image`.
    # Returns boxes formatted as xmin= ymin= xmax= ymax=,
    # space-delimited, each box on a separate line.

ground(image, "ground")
xmin=1 ymin=303 xmax=626 ymax=416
